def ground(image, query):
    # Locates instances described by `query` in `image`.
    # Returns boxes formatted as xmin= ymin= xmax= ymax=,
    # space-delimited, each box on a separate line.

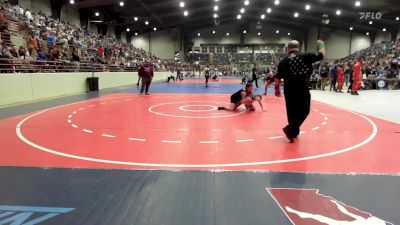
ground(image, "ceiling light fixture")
xmin=226 ymin=32 xmax=230 ymax=36
xmin=69 ymin=0 xmax=75 ymax=4
xmin=214 ymin=5 xmax=219 ymax=11
xmin=369 ymin=21 xmax=373 ymax=25
xmin=336 ymin=10 xmax=341 ymax=15
xmin=244 ymin=0 xmax=250 ymax=6
xmin=119 ymin=1 xmax=124 ymax=7
xmin=213 ymin=13 xmax=218 ymax=18
xmin=350 ymin=27 xmax=353 ymax=31
xmin=184 ymin=10 xmax=189 ymax=16
xmin=258 ymin=32 xmax=261 ymax=36
xmin=212 ymin=30 xmax=216 ymax=34
xmin=355 ymin=1 xmax=361 ymax=7
xmin=237 ymin=14 xmax=242 ymax=19
xmin=240 ymin=8 xmax=245 ymax=13
xmin=179 ymin=1 xmax=185 ymax=7
xmin=145 ymin=21 xmax=149 ymax=25
xmin=274 ymin=0 xmax=280 ymax=6
xmin=198 ymin=33 xmax=201 ymax=36
xmin=366 ymin=32 xmax=369 ymax=35
xmin=95 ymin=12 xmax=100 ymax=17
xmin=243 ymin=30 xmax=247 ymax=34
xmin=267 ymin=8 xmax=272 ymax=13
xmin=134 ymin=17 xmax=138 ymax=21
xmin=126 ymin=28 xmax=130 ymax=32
xmin=276 ymin=30 xmax=279 ymax=34
xmin=294 ymin=12 xmax=299 ymax=18
xmin=383 ymin=28 xmax=387 ymax=32
xmin=305 ymin=4 xmax=310 ymax=10
xmin=153 ymin=27 xmax=157 ymax=31
xmin=261 ymin=14 xmax=265 ymax=19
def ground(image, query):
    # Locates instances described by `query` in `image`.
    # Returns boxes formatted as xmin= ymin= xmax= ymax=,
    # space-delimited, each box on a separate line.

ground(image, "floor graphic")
xmin=267 ymin=188 xmax=393 ymax=225
xmin=0 ymin=205 xmax=74 ymax=225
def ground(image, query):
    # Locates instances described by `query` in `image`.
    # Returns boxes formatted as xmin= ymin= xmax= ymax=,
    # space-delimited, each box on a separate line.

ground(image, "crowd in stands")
xmin=188 ymin=53 xmax=209 ymax=62
xmin=0 ymin=1 xmax=201 ymax=73
xmin=231 ymin=53 xmax=253 ymax=64
xmin=339 ymin=40 xmax=400 ymax=78
xmin=214 ymin=53 xmax=229 ymax=65
xmin=1 ymin=0 xmax=400 ymax=86
xmin=310 ymin=40 xmax=400 ymax=91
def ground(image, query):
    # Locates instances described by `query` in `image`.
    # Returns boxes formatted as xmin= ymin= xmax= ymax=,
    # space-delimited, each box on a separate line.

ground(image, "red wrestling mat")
xmin=176 ymin=79 xmax=242 ymax=84
xmin=0 ymin=93 xmax=399 ymax=174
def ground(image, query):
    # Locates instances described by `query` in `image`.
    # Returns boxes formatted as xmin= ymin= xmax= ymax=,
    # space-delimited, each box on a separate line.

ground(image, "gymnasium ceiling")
xmin=72 ymin=0 xmax=400 ymax=34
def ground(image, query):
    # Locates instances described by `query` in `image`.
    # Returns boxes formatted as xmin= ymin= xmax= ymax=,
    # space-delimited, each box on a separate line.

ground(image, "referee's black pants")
xmin=284 ymin=90 xmax=311 ymax=138
xmin=250 ymin=76 xmax=259 ymax=87
xmin=205 ymin=76 xmax=210 ymax=86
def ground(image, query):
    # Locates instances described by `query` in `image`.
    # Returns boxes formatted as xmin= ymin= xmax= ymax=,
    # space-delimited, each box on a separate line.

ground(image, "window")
xmin=209 ymin=46 xmax=215 ymax=53
xmin=201 ymin=46 xmax=208 ymax=53
xmin=217 ymin=46 xmax=223 ymax=53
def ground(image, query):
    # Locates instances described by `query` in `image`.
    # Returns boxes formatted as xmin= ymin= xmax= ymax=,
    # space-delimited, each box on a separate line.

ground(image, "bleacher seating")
xmin=214 ymin=53 xmax=229 ymax=65
xmin=231 ymin=53 xmax=253 ymax=63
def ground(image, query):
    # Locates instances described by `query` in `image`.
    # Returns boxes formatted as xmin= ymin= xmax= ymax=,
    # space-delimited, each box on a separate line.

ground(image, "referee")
xmin=276 ymin=40 xmax=325 ymax=143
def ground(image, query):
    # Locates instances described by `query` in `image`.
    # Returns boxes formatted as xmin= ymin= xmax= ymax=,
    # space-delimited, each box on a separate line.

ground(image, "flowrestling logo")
xmin=359 ymin=12 xmax=382 ymax=20
xmin=0 ymin=205 xmax=74 ymax=225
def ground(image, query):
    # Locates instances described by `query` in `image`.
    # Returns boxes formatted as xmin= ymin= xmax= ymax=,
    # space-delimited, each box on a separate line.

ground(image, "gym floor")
xmin=0 ymin=78 xmax=399 ymax=225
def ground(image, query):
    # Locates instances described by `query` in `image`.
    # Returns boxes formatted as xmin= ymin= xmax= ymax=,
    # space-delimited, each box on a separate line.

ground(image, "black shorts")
xmin=230 ymin=96 xmax=241 ymax=104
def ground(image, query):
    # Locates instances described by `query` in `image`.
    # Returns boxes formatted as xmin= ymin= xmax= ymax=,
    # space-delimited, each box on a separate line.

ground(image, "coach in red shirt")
xmin=351 ymin=57 xmax=363 ymax=95
xmin=138 ymin=63 xmax=154 ymax=95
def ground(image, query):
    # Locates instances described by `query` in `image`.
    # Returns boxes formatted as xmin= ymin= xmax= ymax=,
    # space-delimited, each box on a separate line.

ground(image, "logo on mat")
xmin=0 ymin=205 xmax=74 ymax=225
xmin=266 ymin=188 xmax=393 ymax=225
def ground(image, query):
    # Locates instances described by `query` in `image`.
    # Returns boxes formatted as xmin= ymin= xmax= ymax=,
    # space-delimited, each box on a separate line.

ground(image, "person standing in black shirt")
xmin=347 ymin=63 xmax=354 ymax=93
xmin=276 ymin=40 xmax=325 ymax=143
xmin=250 ymin=66 xmax=260 ymax=88
xmin=320 ymin=62 xmax=329 ymax=91
xmin=204 ymin=66 xmax=210 ymax=87
xmin=329 ymin=62 xmax=338 ymax=92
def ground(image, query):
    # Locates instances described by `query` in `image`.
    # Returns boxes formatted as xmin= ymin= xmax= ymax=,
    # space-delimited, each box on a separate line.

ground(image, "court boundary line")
xmin=15 ymin=95 xmax=378 ymax=168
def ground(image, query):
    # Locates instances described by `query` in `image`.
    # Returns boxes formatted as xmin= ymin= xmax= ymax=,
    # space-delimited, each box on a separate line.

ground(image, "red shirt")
xmin=98 ymin=47 xmax=104 ymax=55
xmin=353 ymin=62 xmax=362 ymax=81
xmin=138 ymin=65 xmax=154 ymax=78
xmin=337 ymin=67 xmax=344 ymax=81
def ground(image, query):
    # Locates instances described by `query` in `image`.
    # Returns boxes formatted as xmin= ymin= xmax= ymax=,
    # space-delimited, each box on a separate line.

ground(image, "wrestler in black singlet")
xmin=230 ymin=89 xmax=252 ymax=105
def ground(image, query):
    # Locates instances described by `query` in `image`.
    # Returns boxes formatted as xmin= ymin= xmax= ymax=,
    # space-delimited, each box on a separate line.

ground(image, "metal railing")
xmin=0 ymin=58 xmax=137 ymax=73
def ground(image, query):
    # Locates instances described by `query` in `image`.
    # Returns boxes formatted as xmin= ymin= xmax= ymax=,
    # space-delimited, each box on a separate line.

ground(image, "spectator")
xmin=328 ymin=62 xmax=337 ymax=92
xmin=18 ymin=46 xmax=27 ymax=59
xmin=47 ymin=31 xmax=56 ymax=50
xmin=71 ymin=47 xmax=80 ymax=62
xmin=51 ymin=47 xmax=60 ymax=61
xmin=25 ymin=9 xmax=33 ymax=23
xmin=98 ymin=45 xmax=104 ymax=58
xmin=37 ymin=49 xmax=44 ymax=61
xmin=28 ymin=35 xmax=38 ymax=55
xmin=320 ymin=62 xmax=329 ymax=91
xmin=138 ymin=63 xmax=154 ymax=95
xmin=9 ymin=46 xmax=19 ymax=58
